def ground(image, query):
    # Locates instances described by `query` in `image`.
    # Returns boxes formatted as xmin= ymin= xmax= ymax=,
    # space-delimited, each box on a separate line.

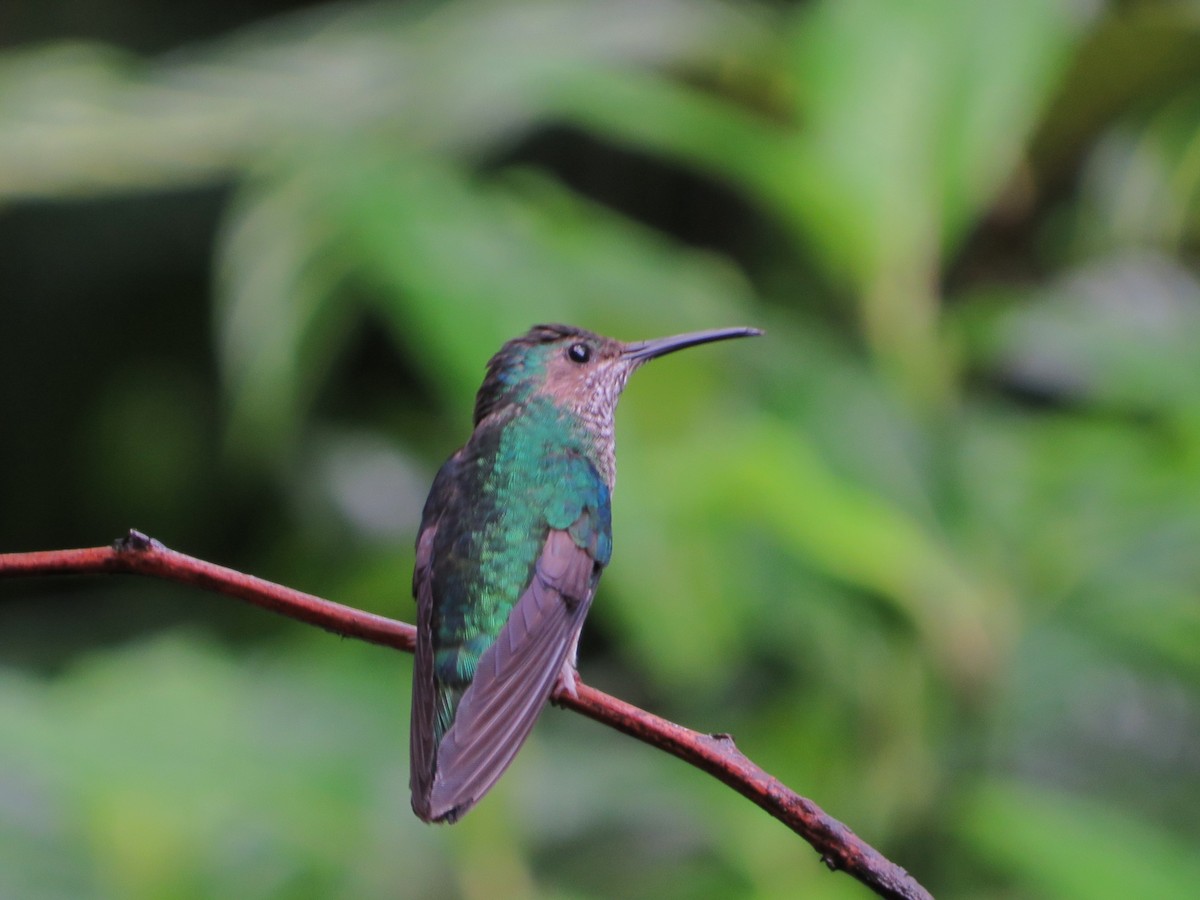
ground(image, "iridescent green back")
xmin=420 ymin=396 xmax=612 ymax=740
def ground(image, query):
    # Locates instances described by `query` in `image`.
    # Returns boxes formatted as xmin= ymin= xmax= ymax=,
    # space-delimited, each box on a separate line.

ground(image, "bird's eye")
xmin=567 ymin=343 xmax=591 ymax=364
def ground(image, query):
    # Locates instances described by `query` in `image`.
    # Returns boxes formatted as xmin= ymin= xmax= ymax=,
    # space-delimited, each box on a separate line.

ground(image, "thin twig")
xmin=0 ymin=529 xmax=933 ymax=900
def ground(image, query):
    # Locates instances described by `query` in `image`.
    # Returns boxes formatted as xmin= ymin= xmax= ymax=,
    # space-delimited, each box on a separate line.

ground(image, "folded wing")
xmin=415 ymin=528 xmax=596 ymax=822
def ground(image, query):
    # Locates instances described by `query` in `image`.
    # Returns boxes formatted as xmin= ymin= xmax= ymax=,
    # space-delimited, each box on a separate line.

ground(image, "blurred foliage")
xmin=2 ymin=0 xmax=1200 ymax=897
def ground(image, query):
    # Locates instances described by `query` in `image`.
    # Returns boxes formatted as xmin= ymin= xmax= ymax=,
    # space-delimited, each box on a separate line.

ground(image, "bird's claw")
xmin=554 ymin=662 xmax=579 ymax=701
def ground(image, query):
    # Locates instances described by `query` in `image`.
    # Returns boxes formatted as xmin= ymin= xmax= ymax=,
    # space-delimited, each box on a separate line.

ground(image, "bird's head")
xmin=473 ymin=323 xmax=762 ymax=427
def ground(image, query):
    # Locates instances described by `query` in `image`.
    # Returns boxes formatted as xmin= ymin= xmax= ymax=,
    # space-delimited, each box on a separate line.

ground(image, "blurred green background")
xmin=2 ymin=0 xmax=1199 ymax=897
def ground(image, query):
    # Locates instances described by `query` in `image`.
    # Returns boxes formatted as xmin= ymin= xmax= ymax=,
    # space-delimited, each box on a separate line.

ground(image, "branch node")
xmin=114 ymin=529 xmax=165 ymax=553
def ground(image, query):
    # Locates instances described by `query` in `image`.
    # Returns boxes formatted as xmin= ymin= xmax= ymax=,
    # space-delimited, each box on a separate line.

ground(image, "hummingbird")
xmin=410 ymin=322 xmax=762 ymax=823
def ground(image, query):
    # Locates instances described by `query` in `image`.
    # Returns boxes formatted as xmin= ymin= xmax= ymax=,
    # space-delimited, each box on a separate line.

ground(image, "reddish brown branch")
xmin=0 ymin=530 xmax=932 ymax=900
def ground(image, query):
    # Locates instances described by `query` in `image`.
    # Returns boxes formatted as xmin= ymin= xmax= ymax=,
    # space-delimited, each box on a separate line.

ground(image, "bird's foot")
xmin=553 ymin=661 xmax=579 ymax=703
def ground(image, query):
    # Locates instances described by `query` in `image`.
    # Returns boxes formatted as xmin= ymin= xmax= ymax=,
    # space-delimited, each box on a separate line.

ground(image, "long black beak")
xmin=622 ymin=326 xmax=763 ymax=362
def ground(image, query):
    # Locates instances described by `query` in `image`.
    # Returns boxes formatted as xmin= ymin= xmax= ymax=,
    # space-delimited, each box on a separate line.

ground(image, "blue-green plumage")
xmin=410 ymin=322 xmax=760 ymax=823
xmin=423 ymin=402 xmax=611 ymax=737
